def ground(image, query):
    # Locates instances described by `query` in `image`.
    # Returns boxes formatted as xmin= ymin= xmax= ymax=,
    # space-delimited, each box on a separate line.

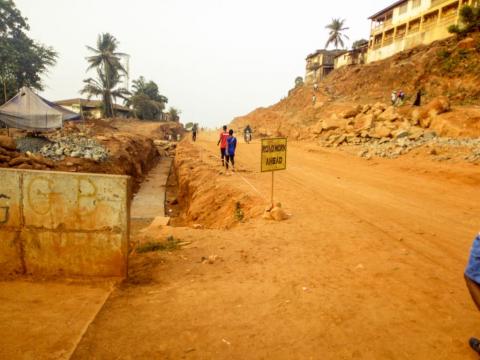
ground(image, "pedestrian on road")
xmin=192 ymin=123 xmax=198 ymax=142
xmin=226 ymin=129 xmax=237 ymax=171
xmin=413 ymin=89 xmax=422 ymax=106
xmin=217 ymin=125 xmax=229 ymax=167
xmin=391 ymin=90 xmax=398 ymax=106
xmin=312 ymin=94 xmax=316 ymax=105
xmin=465 ymin=232 xmax=480 ymax=355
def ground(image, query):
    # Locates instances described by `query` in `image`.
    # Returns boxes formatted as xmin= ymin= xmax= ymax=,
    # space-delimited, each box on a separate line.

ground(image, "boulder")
xmin=372 ymin=102 xmax=387 ymax=112
xmin=270 ymin=206 xmax=289 ymax=221
xmin=362 ymin=104 xmax=372 ymax=114
xmin=0 ymin=135 xmax=16 ymax=150
xmin=311 ymin=121 xmax=324 ymax=135
xmin=392 ymin=129 xmax=409 ymax=139
xmin=354 ymin=113 xmax=375 ymax=131
xmin=322 ymin=115 xmax=345 ymax=131
xmin=342 ymin=105 xmax=363 ymax=119
xmin=9 ymin=156 xmax=31 ymax=166
xmin=333 ymin=135 xmax=347 ymax=147
xmin=408 ymin=126 xmax=424 ymax=140
xmin=457 ymin=37 xmax=475 ymax=50
xmin=411 ymin=96 xmax=450 ymax=129
xmin=371 ymin=125 xmax=392 ymax=139
xmin=378 ymin=106 xmax=400 ymax=122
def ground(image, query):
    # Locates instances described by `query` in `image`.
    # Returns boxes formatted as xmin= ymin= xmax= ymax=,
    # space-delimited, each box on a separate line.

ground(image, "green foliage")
xmin=82 ymin=33 xmax=128 ymax=117
xmin=127 ymin=76 xmax=168 ymax=120
xmin=136 ymin=236 xmax=181 ymax=253
xmin=437 ymin=49 xmax=451 ymax=60
xmin=81 ymin=68 xmax=130 ymax=117
xmin=168 ymin=107 xmax=181 ymax=122
xmin=352 ymin=39 xmax=368 ymax=50
xmin=0 ymin=0 xmax=57 ymax=104
xmin=448 ymin=5 xmax=480 ymax=36
xmin=294 ymin=76 xmax=304 ymax=88
xmin=325 ymin=18 xmax=349 ymax=49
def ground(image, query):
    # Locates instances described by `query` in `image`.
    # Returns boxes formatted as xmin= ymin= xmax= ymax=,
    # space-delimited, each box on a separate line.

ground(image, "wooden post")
xmin=271 ymin=171 xmax=275 ymax=207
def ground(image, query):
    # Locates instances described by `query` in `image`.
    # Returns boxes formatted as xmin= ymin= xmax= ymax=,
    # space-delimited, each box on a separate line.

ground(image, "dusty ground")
xmin=70 ymin=132 xmax=480 ymax=359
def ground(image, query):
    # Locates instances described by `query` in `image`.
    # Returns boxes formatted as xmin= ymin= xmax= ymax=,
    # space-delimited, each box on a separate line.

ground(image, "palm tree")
xmin=325 ymin=18 xmax=349 ymax=49
xmin=85 ymin=33 xmax=127 ymax=117
xmin=81 ymin=68 xmax=130 ymax=118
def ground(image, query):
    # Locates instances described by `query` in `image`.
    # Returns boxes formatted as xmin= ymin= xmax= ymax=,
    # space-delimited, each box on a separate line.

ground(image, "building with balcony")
xmin=305 ymin=49 xmax=347 ymax=84
xmin=367 ymin=0 xmax=478 ymax=63
xmin=334 ymin=44 xmax=369 ymax=69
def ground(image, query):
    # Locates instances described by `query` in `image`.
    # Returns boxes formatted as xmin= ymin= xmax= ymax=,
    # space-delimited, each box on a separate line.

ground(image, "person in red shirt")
xmin=217 ymin=125 xmax=229 ymax=167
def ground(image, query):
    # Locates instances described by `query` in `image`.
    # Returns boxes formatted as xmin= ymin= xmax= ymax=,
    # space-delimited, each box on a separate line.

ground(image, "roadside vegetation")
xmin=0 ymin=0 xmax=57 ymax=104
xmin=448 ymin=4 xmax=480 ymax=37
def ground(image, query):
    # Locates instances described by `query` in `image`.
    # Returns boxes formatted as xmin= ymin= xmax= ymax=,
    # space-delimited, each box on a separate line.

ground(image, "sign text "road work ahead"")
xmin=261 ymin=138 xmax=287 ymax=172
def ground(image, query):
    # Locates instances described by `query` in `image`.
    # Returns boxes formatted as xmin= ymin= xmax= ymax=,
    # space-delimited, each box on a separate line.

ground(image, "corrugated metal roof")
xmin=369 ymin=0 xmax=408 ymax=20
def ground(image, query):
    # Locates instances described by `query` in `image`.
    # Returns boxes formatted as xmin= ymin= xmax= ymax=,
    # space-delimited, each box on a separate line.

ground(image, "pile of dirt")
xmin=232 ymin=33 xmax=480 ymax=161
xmin=171 ymin=140 xmax=263 ymax=229
xmin=0 ymin=120 xmax=161 ymax=193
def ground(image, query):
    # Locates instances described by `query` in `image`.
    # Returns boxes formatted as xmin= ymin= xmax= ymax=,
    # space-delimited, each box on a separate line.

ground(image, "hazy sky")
xmin=15 ymin=0 xmax=393 ymax=127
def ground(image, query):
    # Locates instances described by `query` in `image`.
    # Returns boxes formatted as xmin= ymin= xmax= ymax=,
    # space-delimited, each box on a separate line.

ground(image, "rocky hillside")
xmin=232 ymin=33 xmax=480 ymax=162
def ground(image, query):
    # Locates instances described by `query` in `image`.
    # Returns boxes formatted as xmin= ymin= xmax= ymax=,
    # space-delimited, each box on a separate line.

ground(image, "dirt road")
xmin=73 ymin=133 xmax=480 ymax=359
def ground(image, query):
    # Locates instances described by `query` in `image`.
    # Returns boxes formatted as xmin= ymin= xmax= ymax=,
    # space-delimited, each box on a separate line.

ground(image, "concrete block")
xmin=0 ymin=170 xmax=22 ymax=228
xmin=22 ymin=230 xmax=127 ymax=277
xmin=0 ymin=168 xmax=130 ymax=278
xmin=0 ymin=230 xmax=23 ymax=275
xmin=21 ymin=172 xmax=129 ymax=232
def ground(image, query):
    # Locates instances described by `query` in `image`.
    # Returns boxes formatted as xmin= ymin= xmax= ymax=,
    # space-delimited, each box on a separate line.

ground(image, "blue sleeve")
xmin=466 ymin=234 xmax=480 ymax=283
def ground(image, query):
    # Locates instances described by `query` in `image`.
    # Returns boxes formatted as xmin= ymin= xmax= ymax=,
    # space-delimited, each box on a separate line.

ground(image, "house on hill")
xmin=305 ymin=49 xmax=347 ymax=85
xmin=334 ymin=44 xmax=369 ymax=69
xmin=367 ymin=0 xmax=478 ymax=63
xmin=55 ymin=98 xmax=131 ymax=119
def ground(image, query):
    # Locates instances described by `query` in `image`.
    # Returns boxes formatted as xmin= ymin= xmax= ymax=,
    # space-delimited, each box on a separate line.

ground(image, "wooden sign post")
xmin=261 ymin=138 xmax=287 ymax=207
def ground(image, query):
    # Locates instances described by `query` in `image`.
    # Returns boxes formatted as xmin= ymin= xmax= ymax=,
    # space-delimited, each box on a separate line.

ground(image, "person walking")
xmin=465 ymin=233 xmax=480 ymax=355
xmin=192 ymin=123 xmax=198 ymax=142
xmin=391 ymin=90 xmax=398 ymax=106
xmin=217 ymin=125 xmax=229 ymax=167
xmin=413 ymin=89 xmax=422 ymax=106
xmin=244 ymin=125 xmax=252 ymax=144
xmin=225 ymin=129 xmax=237 ymax=171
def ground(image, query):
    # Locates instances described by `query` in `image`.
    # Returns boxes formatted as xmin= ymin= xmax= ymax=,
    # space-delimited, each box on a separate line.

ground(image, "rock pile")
xmin=312 ymin=97 xmax=479 ymax=162
xmin=0 ymin=135 xmax=55 ymax=170
xmin=154 ymin=140 xmax=177 ymax=157
xmin=39 ymin=134 xmax=109 ymax=161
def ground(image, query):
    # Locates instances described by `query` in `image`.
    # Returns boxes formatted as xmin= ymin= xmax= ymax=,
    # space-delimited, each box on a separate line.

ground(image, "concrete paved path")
xmin=131 ymin=157 xmax=172 ymax=220
xmin=0 ymin=280 xmax=115 ymax=360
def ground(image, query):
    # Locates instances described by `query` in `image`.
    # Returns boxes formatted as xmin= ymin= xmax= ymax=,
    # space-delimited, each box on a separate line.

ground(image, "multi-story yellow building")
xmin=367 ymin=0 xmax=478 ymax=63
xmin=305 ymin=49 xmax=347 ymax=85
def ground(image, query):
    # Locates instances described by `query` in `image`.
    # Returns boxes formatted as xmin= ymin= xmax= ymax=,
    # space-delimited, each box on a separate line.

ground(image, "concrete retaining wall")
xmin=0 ymin=168 xmax=130 ymax=277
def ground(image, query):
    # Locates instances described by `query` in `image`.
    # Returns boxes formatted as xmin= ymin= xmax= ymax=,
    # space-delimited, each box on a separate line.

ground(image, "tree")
xmin=0 ymin=0 xmax=57 ymax=104
xmin=84 ymin=33 xmax=127 ymax=117
xmin=81 ymin=68 xmax=130 ymax=118
xmin=168 ymin=107 xmax=181 ymax=122
xmin=294 ymin=76 xmax=304 ymax=88
xmin=127 ymin=76 xmax=168 ymax=120
xmin=448 ymin=5 xmax=480 ymax=37
xmin=325 ymin=18 xmax=349 ymax=49
xmin=352 ymin=39 xmax=368 ymax=50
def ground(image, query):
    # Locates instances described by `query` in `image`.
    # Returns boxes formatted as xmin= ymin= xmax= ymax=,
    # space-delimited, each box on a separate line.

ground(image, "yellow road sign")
xmin=261 ymin=138 xmax=287 ymax=172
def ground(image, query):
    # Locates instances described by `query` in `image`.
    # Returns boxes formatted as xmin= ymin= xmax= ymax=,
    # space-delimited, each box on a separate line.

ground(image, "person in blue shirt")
xmin=465 ymin=233 xmax=480 ymax=355
xmin=225 ymin=129 xmax=237 ymax=171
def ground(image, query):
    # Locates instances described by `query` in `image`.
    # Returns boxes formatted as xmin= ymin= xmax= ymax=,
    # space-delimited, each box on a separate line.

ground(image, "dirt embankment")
xmin=0 ymin=119 xmax=184 ymax=193
xmin=171 ymin=140 xmax=263 ymax=229
xmin=232 ymin=33 xmax=480 ymax=153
